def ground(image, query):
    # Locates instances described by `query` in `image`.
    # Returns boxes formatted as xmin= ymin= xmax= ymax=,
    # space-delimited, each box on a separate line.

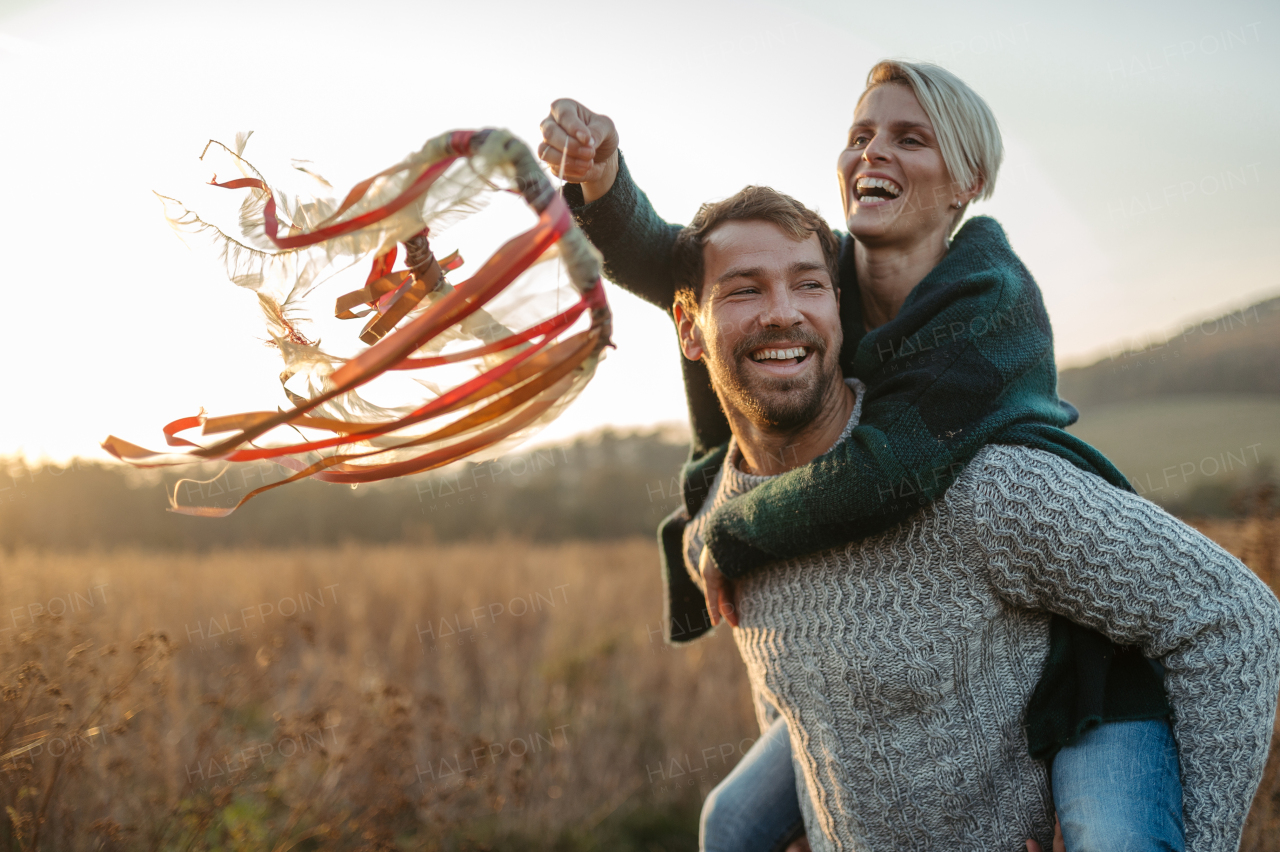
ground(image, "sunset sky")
xmin=1 ymin=0 xmax=1275 ymax=462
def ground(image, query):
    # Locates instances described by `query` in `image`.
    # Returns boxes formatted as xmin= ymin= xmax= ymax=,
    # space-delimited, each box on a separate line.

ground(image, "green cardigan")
xmin=563 ymin=154 xmax=1168 ymax=759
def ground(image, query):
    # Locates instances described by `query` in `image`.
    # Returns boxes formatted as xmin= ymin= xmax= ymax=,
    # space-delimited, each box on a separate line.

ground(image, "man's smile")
xmin=746 ymin=344 xmax=814 ymax=376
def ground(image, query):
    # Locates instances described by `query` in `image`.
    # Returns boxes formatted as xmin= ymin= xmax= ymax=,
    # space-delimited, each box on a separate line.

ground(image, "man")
xmin=667 ymin=184 xmax=1280 ymax=851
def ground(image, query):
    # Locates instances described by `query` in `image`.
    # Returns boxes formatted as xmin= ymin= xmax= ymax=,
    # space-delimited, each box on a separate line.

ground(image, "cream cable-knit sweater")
xmin=685 ymin=382 xmax=1280 ymax=852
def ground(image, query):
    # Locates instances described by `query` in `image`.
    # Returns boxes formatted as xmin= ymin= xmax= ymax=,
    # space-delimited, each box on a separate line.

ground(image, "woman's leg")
xmin=700 ymin=715 xmax=806 ymax=852
xmin=1051 ymin=718 xmax=1185 ymax=852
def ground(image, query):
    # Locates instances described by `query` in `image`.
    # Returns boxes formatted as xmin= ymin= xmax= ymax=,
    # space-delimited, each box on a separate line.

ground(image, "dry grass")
xmin=0 ymin=541 xmax=754 ymax=851
xmin=1190 ymin=508 xmax=1280 ymax=852
xmin=1 ymin=512 xmax=1278 ymax=850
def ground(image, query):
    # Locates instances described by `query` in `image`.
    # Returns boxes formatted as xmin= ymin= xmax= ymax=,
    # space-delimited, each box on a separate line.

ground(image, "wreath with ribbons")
xmin=103 ymin=129 xmax=612 ymax=516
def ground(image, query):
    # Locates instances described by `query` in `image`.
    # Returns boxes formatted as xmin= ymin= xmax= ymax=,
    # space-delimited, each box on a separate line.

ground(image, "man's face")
xmin=675 ymin=220 xmax=843 ymax=431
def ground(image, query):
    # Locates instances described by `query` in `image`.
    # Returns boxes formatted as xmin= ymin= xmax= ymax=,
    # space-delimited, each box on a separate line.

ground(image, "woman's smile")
xmin=850 ymin=172 xmax=904 ymax=207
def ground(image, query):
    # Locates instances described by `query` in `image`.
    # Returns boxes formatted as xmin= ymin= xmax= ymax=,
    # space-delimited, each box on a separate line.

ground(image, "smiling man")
xmin=668 ymin=184 xmax=1280 ymax=851
xmin=672 ymin=190 xmax=851 ymax=478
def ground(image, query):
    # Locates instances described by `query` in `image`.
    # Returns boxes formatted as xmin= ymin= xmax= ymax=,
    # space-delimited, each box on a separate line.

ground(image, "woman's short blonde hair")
xmin=859 ymin=60 xmax=1003 ymax=204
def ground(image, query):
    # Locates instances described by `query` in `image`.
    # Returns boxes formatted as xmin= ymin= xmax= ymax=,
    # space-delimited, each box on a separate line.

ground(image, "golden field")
xmin=0 ymin=540 xmax=755 ymax=851
xmin=1 ymin=512 xmax=1277 ymax=851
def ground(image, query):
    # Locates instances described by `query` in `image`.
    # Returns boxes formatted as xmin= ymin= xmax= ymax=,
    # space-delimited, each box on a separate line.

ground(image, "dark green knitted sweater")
xmin=563 ymin=154 xmax=1168 ymax=759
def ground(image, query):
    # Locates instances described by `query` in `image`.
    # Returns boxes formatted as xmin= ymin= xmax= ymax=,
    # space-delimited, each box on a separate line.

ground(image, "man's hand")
xmin=537 ymin=99 xmax=620 ymax=202
xmin=699 ymin=548 xmax=739 ymax=628
xmin=1026 ymin=817 xmax=1065 ymax=852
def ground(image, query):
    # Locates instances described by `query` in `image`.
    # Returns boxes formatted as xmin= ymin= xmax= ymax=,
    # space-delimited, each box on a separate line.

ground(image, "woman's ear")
xmin=957 ymin=175 xmax=984 ymax=207
xmin=673 ymin=303 xmax=704 ymax=361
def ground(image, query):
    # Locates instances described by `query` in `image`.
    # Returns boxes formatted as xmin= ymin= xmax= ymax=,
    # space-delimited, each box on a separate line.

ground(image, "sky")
xmin=0 ymin=0 xmax=1276 ymax=463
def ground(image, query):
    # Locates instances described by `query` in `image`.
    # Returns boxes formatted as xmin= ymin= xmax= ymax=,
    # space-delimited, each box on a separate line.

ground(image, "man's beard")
xmin=703 ymin=327 xmax=839 ymax=432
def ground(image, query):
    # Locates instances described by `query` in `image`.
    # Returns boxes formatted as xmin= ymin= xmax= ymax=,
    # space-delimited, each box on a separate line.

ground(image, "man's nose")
xmin=758 ymin=286 xmax=804 ymax=328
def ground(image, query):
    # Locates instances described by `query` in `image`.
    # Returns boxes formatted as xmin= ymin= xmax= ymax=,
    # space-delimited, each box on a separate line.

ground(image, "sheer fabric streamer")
xmin=102 ymin=129 xmax=611 ymax=516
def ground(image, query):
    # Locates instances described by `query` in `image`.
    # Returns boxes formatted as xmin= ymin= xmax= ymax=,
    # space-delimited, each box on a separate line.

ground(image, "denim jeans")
xmin=1052 ymin=719 xmax=1185 ymax=851
xmin=700 ymin=716 xmax=1185 ymax=852
xmin=700 ymin=715 xmax=804 ymax=852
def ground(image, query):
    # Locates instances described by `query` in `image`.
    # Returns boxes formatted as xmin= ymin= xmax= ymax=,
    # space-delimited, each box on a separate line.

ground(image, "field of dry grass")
xmin=1 ymin=512 xmax=1277 ymax=850
xmin=0 ymin=540 xmax=755 ymax=851
xmin=1194 ymin=512 xmax=1280 ymax=852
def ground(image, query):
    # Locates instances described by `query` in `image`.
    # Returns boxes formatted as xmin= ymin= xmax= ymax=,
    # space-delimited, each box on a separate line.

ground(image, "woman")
xmin=540 ymin=62 xmax=1187 ymax=851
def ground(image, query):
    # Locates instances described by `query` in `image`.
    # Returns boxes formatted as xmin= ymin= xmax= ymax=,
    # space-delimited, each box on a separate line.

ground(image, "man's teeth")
xmin=752 ymin=347 xmax=807 ymax=361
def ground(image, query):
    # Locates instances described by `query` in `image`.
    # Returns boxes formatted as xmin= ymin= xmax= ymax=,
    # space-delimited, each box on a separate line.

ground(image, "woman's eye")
xmin=901 ymin=137 xmax=922 ymax=146
xmin=848 ymin=134 xmax=869 ymax=147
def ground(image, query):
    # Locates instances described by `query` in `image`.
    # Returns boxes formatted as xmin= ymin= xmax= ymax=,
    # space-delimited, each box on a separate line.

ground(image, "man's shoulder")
xmin=954 ymin=444 xmax=1129 ymax=504
xmin=952 ymin=445 xmax=1218 ymax=553
xmin=965 ymin=443 xmax=1099 ymax=478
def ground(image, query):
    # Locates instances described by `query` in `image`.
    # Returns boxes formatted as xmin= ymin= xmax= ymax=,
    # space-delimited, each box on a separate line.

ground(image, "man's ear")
xmin=673 ymin=302 xmax=705 ymax=362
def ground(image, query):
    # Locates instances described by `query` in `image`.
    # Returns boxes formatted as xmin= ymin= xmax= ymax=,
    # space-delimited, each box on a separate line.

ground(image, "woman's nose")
xmin=862 ymin=133 xmax=890 ymax=163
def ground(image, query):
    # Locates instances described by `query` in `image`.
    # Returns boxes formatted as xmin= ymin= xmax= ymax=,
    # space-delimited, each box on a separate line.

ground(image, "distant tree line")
xmin=4 ymin=425 xmax=1276 ymax=553
xmin=0 ymin=430 xmax=691 ymax=551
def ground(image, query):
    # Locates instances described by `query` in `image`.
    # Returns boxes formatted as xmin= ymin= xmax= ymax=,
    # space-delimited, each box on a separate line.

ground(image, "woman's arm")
xmin=560 ymin=153 xmax=683 ymax=310
xmin=542 ymin=100 xmax=736 ymax=456
xmin=964 ymin=444 xmax=1280 ymax=852
xmin=540 ymin=99 xmax=683 ymax=310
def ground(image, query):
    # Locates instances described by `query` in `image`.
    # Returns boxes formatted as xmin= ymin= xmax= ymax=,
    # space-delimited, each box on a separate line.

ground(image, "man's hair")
xmin=672 ymin=186 xmax=839 ymax=319
xmin=858 ymin=60 xmax=1004 ymax=209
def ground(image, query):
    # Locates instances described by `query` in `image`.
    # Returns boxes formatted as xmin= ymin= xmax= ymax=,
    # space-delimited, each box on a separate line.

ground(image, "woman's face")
xmin=837 ymin=83 xmax=966 ymax=246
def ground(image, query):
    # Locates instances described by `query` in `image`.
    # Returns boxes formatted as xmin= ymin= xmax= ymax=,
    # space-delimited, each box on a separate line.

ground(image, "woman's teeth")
xmin=855 ymin=177 xmax=902 ymax=202
xmin=752 ymin=347 xmax=807 ymax=361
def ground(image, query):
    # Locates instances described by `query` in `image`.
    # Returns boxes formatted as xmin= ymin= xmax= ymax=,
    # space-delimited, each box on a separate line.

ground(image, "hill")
xmin=1058 ymin=296 xmax=1280 ymax=407
xmin=1059 ymin=294 xmax=1280 ymax=513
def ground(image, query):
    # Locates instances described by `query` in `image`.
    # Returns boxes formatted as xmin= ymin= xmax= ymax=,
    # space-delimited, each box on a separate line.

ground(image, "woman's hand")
xmin=699 ymin=548 xmax=739 ymax=628
xmin=1026 ymin=817 xmax=1065 ymax=852
xmin=538 ymin=98 xmax=620 ymax=202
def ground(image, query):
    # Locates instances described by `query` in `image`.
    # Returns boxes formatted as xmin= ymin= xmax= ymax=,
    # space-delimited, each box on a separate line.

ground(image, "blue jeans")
xmin=700 ymin=716 xmax=1185 ymax=852
xmin=700 ymin=715 xmax=804 ymax=852
xmin=1052 ymin=719 xmax=1186 ymax=851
